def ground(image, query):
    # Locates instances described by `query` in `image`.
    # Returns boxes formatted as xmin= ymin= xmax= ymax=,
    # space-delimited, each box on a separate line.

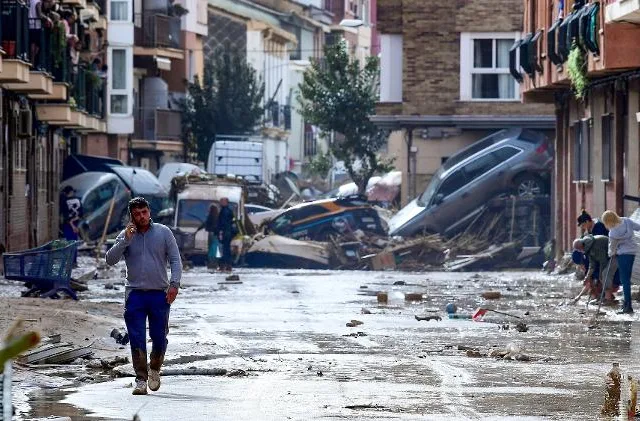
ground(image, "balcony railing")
xmin=134 ymin=108 xmax=182 ymax=141
xmin=1 ymin=0 xmax=30 ymax=61
xmin=304 ymin=130 xmax=317 ymax=157
xmin=266 ymin=102 xmax=291 ymax=130
xmin=70 ymin=65 xmax=105 ymax=118
xmin=134 ymin=12 xmax=181 ymax=50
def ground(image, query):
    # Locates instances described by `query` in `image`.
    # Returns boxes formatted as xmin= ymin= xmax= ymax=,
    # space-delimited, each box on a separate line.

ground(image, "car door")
xmin=428 ymin=168 xmax=469 ymax=232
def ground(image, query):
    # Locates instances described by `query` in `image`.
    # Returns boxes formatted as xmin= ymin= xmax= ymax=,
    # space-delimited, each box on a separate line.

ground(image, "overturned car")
xmin=266 ymin=196 xmax=387 ymax=241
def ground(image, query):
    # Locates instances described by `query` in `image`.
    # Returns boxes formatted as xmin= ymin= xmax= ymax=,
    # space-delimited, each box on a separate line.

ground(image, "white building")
xmin=106 ymin=0 xmax=135 ymax=137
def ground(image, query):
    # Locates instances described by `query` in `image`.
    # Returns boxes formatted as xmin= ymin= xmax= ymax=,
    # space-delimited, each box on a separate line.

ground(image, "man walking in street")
xmin=216 ymin=197 xmax=236 ymax=273
xmin=60 ymin=185 xmax=83 ymax=241
xmin=105 ymin=197 xmax=182 ymax=395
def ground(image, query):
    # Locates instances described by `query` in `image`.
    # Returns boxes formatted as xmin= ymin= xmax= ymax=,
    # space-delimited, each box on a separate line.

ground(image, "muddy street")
xmin=18 ymin=268 xmax=640 ymax=420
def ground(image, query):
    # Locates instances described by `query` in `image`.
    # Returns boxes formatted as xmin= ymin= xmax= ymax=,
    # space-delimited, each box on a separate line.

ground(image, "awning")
xmin=509 ymin=39 xmax=523 ymax=83
xmin=547 ymin=19 xmax=564 ymax=65
xmin=369 ymin=115 xmax=556 ymax=131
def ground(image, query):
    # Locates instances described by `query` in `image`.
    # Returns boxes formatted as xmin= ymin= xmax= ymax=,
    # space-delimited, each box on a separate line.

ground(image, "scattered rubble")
xmin=376 ymin=292 xmax=388 ymax=304
xmin=415 ymin=315 xmax=442 ymax=322
xmin=404 ymin=293 xmax=423 ymax=302
xmin=346 ymin=320 xmax=364 ymax=327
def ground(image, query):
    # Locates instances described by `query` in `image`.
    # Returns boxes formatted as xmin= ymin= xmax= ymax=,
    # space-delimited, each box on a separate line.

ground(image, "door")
xmin=428 ymin=168 xmax=469 ymax=233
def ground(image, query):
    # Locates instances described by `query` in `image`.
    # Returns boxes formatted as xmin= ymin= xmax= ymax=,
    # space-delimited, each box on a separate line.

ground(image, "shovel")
xmin=472 ymin=307 xmax=523 ymax=321
xmin=588 ymin=257 xmax=616 ymax=329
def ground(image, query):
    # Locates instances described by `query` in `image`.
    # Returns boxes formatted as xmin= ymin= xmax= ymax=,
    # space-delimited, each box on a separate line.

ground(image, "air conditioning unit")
xmin=17 ymin=109 xmax=32 ymax=138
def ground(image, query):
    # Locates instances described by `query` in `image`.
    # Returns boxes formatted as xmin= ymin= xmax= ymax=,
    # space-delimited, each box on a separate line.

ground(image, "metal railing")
xmin=134 ymin=107 xmax=182 ymax=140
xmin=134 ymin=12 xmax=181 ymax=49
xmin=304 ymin=130 xmax=317 ymax=157
xmin=266 ymin=102 xmax=291 ymax=130
xmin=69 ymin=65 xmax=104 ymax=117
xmin=1 ymin=0 xmax=30 ymax=61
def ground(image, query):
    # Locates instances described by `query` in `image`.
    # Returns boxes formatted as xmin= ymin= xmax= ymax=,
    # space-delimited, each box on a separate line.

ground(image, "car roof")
xmin=108 ymin=165 xmax=168 ymax=196
xmin=61 ymin=172 xmax=122 ymax=197
xmin=439 ymin=128 xmax=540 ymax=178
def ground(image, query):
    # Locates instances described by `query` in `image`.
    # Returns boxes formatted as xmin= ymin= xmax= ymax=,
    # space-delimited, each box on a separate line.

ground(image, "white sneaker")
xmin=132 ymin=380 xmax=148 ymax=395
xmin=148 ymin=369 xmax=161 ymax=391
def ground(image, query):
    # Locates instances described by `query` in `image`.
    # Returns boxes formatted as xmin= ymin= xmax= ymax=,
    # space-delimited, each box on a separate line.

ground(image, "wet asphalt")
xmin=20 ymin=268 xmax=640 ymax=420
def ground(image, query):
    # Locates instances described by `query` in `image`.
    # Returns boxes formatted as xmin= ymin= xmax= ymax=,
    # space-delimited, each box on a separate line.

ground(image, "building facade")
xmin=0 ymin=0 xmax=109 ymax=252
xmin=518 ymin=0 xmax=640 ymax=256
xmin=372 ymin=0 xmax=555 ymax=206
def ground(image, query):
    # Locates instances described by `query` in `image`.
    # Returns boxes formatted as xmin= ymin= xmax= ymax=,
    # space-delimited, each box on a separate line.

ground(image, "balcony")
xmin=266 ymin=102 xmax=291 ymax=131
xmin=0 ymin=0 xmax=31 ymax=83
xmin=606 ymin=0 xmax=640 ymax=23
xmin=519 ymin=0 xmax=640 ymax=102
xmin=134 ymin=12 xmax=182 ymax=58
xmin=134 ymin=108 xmax=182 ymax=141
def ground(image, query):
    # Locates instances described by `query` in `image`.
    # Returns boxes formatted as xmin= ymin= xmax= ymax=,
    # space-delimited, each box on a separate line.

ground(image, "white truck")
xmin=171 ymin=180 xmax=246 ymax=260
xmin=207 ymin=137 xmax=264 ymax=182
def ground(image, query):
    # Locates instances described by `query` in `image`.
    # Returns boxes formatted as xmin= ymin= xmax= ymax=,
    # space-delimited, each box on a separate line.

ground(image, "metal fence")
xmin=134 ymin=107 xmax=182 ymax=140
xmin=134 ymin=12 xmax=181 ymax=49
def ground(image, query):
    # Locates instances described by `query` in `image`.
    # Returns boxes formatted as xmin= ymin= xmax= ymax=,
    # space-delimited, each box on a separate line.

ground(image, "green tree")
xmin=178 ymin=48 xmax=265 ymax=162
xmin=297 ymin=41 xmax=391 ymax=193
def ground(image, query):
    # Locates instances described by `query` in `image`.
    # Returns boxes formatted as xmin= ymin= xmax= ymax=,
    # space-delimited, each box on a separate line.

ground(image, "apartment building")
xmin=0 ymin=0 xmax=109 ymax=251
xmin=372 ymin=0 xmax=555 ymax=205
xmin=287 ymin=0 xmax=377 ymax=173
xmin=517 ymin=0 xmax=640 ymax=255
xmin=125 ymin=0 xmax=207 ymax=172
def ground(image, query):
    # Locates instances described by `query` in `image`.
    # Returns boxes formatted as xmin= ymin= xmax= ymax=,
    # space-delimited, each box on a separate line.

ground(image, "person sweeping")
xmin=602 ymin=210 xmax=640 ymax=314
xmin=105 ymin=197 xmax=182 ymax=395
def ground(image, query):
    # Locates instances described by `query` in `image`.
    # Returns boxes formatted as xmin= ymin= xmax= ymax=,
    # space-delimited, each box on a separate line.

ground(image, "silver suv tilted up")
xmin=389 ymin=128 xmax=552 ymax=238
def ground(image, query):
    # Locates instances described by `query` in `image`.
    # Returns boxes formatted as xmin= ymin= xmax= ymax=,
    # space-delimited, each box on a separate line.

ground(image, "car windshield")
xmin=417 ymin=167 xmax=443 ymax=206
xmin=177 ymin=199 xmax=238 ymax=228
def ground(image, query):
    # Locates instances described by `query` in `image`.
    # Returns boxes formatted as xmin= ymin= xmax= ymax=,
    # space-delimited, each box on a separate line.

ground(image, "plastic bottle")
xmin=628 ymin=375 xmax=638 ymax=419
xmin=602 ymin=363 xmax=622 ymax=417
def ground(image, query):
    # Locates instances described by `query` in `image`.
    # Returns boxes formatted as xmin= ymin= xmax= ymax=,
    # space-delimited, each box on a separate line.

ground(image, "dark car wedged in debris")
xmin=389 ymin=128 xmax=553 ymax=238
xmin=267 ymin=196 xmax=386 ymax=241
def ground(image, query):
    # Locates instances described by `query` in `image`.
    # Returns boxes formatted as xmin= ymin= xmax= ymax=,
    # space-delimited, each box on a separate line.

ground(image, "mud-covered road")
xmin=20 ymin=268 xmax=640 ymax=420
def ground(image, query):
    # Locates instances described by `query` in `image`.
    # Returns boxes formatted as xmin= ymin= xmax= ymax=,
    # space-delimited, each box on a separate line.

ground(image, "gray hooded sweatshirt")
xmin=608 ymin=217 xmax=640 ymax=257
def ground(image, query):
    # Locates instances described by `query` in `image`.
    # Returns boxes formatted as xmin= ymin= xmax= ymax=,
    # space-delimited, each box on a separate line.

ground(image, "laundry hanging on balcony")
xmin=547 ymin=19 xmax=564 ymax=65
xmin=509 ymin=39 xmax=524 ymax=83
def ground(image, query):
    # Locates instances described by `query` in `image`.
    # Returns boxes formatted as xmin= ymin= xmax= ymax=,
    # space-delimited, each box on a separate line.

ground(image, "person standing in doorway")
xmin=197 ymin=204 xmax=219 ymax=269
xmin=602 ymin=210 xmax=640 ymax=314
xmin=60 ymin=185 xmax=83 ymax=241
xmin=216 ymin=197 xmax=236 ymax=273
xmin=105 ymin=197 xmax=182 ymax=395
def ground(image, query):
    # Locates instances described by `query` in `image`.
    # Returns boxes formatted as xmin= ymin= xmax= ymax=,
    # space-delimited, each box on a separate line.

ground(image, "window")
xmin=492 ymin=146 xmax=521 ymax=162
xmin=110 ymin=49 xmax=128 ymax=115
xmin=602 ymin=114 xmax=613 ymax=182
xmin=110 ymin=0 xmax=128 ymax=21
xmin=112 ymin=50 xmax=126 ymax=89
xmin=460 ymin=33 xmax=520 ymax=101
xmin=463 ymin=153 xmax=499 ymax=183
xmin=437 ymin=169 xmax=467 ymax=198
xmin=111 ymin=95 xmax=128 ymax=114
xmin=380 ymin=34 xmax=403 ymax=102
xmin=573 ymin=119 xmax=592 ymax=182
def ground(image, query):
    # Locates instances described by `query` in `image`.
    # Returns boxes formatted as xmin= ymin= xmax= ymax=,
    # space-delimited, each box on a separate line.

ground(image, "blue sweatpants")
xmin=124 ymin=290 xmax=171 ymax=381
xmin=618 ymin=254 xmax=636 ymax=311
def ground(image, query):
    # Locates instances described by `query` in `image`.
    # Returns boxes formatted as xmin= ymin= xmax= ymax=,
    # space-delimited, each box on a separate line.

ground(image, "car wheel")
xmin=514 ymin=174 xmax=546 ymax=197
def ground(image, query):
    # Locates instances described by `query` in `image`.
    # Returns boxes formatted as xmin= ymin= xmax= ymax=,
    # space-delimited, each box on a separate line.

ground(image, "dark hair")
xmin=62 ymin=185 xmax=74 ymax=194
xmin=128 ymin=197 xmax=150 ymax=214
xmin=577 ymin=209 xmax=592 ymax=226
